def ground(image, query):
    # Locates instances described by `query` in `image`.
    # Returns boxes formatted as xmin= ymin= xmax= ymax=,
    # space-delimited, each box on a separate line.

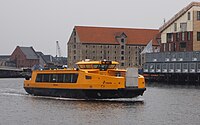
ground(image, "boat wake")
xmin=0 ymin=88 xmax=27 ymax=97
xmin=28 ymin=95 xmax=144 ymax=103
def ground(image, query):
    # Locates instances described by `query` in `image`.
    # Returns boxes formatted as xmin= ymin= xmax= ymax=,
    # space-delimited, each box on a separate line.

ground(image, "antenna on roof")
xmin=163 ymin=18 xmax=166 ymax=24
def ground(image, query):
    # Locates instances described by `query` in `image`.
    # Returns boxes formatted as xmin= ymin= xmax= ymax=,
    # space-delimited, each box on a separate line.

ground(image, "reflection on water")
xmin=0 ymin=78 xmax=200 ymax=125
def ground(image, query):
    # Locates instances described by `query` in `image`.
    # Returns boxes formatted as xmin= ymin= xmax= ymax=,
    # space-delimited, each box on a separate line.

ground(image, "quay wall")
xmin=0 ymin=67 xmax=23 ymax=78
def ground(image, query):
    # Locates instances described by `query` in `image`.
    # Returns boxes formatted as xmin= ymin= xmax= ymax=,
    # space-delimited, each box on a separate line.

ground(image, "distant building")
xmin=36 ymin=52 xmax=46 ymax=66
xmin=160 ymin=2 xmax=200 ymax=52
xmin=0 ymin=55 xmax=16 ymax=67
xmin=67 ymin=26 xmax=160 ymax=68
xmin=10 ymin=46 xmax=67 ymax=68
xmin=10 ymin=46 xmax=40 ymax=68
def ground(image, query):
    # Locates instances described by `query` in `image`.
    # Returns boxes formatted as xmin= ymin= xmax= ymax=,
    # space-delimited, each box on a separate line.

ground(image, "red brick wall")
xmin=160 ymin=32 xmax=193 ymax=52
xmin=10 ymin=46 xmax=39 ymax=68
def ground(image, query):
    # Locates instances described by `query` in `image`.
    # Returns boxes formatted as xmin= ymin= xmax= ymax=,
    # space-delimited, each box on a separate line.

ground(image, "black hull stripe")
xmin=24 ymin=88 xmax=146 ymax=99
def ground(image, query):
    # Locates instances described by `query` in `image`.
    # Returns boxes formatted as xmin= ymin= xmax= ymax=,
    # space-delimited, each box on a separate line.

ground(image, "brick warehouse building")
xmin=67 ymin=26 xmax=160 ymax=68
xmin=160 ymin=2 xmax=200 ymax=52
xmin=10 ymin=46 xmax=40 ymax=68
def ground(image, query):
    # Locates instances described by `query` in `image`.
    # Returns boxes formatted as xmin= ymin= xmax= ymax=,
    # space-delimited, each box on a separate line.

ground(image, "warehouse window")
xmin=197 ymin=11 xmax=200 ymax=20
xmin=181 ymin=32 xmax=185 ymax=41
xmin=197 ymin=32 xmax=200 ymax=41
xmin=167 ymin=33 xmax=173 ymax=42
xmin=187 ymin=32 xmax=191 ymax=41
xmin=174 ymin=23 xmax=177 ymax=31
xmin=188 ymin=12 xmax=191 ymax=20
xmin=121 ymin=39 xmax=124 ymax=43
xmin=180 ymin=42 xmax=186 ymax=48
xmin=180 ymin=23 xmax=187 ymax=31
xmin=176 ymin=33 xmax=179 ymax=41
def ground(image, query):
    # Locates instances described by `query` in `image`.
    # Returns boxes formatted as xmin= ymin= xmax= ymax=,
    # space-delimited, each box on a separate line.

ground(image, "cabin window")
xmin=49 ymin=74 xmax=57 ymax=82
xmin=57 ymin=74 xmax=64 ymax=83
xmin=78 ymin=64 xmax=93 ymax=69
xmin=108 ymin=64 xmax=116 ymax=69
xmin=85 ymin=64 xmax=92 ymax=69
xmin=78 ymin=64 xmax=85 ymax=69
xmin=35 ymin=73 xmax=78 ymax=83
xmin=43 ymin=74 xmax=49 ymax=82
xmin=36 ymin=74 xmax=43 ymax=82
xmin=93 ymin=64 xmax=99 ymax=69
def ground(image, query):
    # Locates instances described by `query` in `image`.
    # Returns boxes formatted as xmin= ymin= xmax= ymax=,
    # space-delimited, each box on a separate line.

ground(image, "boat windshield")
xmin=93 ymin=64 xmax=116 ymax=70
xmin=78 ymin=64 xmax=116 ymax=70
xmin=108 ymin=64 xmax=116 ymax=69
xmin=78 ymin=64 xmax=93 ymax=69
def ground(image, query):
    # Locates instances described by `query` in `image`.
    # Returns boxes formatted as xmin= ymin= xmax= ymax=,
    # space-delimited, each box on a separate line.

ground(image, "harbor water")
xmin=0 ymin=78 xmax=200 ymax=125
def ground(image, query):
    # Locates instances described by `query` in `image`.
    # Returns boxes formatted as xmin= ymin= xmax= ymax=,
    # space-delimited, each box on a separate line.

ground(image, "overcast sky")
xmin=0 ymin=0 xmax=197 ymax=56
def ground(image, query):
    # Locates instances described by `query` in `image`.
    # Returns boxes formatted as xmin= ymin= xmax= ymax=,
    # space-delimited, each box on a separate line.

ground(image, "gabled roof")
xmin=42 ymin=55 xmax=54 ymax=63
xmin=36 ymin=51 xmax=44 ymax=56
xmin=19 ymin=46 xmax=39 ymax=59
xmin=75 ymin=26 xmax=159 ymax=45
xmin=159 ymin=2 xmax=200 ymax=32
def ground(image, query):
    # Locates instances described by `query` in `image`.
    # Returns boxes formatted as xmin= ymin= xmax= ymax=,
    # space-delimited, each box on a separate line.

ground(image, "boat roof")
xmin=76 ymin=60 xmax=119 ymax=65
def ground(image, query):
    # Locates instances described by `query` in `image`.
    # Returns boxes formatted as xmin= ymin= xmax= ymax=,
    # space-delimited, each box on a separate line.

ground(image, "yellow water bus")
xmin=24 ymin=60 xmax=146 ymax=99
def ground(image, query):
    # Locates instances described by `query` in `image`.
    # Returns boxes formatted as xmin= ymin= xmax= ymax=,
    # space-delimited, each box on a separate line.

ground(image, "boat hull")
xmin=24 ymin=87 xmax=146 ymax=99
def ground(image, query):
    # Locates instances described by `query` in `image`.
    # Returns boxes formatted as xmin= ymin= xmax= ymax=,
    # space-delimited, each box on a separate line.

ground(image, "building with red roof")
xmin=67 ymin=26 xmax=160 ymax=68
